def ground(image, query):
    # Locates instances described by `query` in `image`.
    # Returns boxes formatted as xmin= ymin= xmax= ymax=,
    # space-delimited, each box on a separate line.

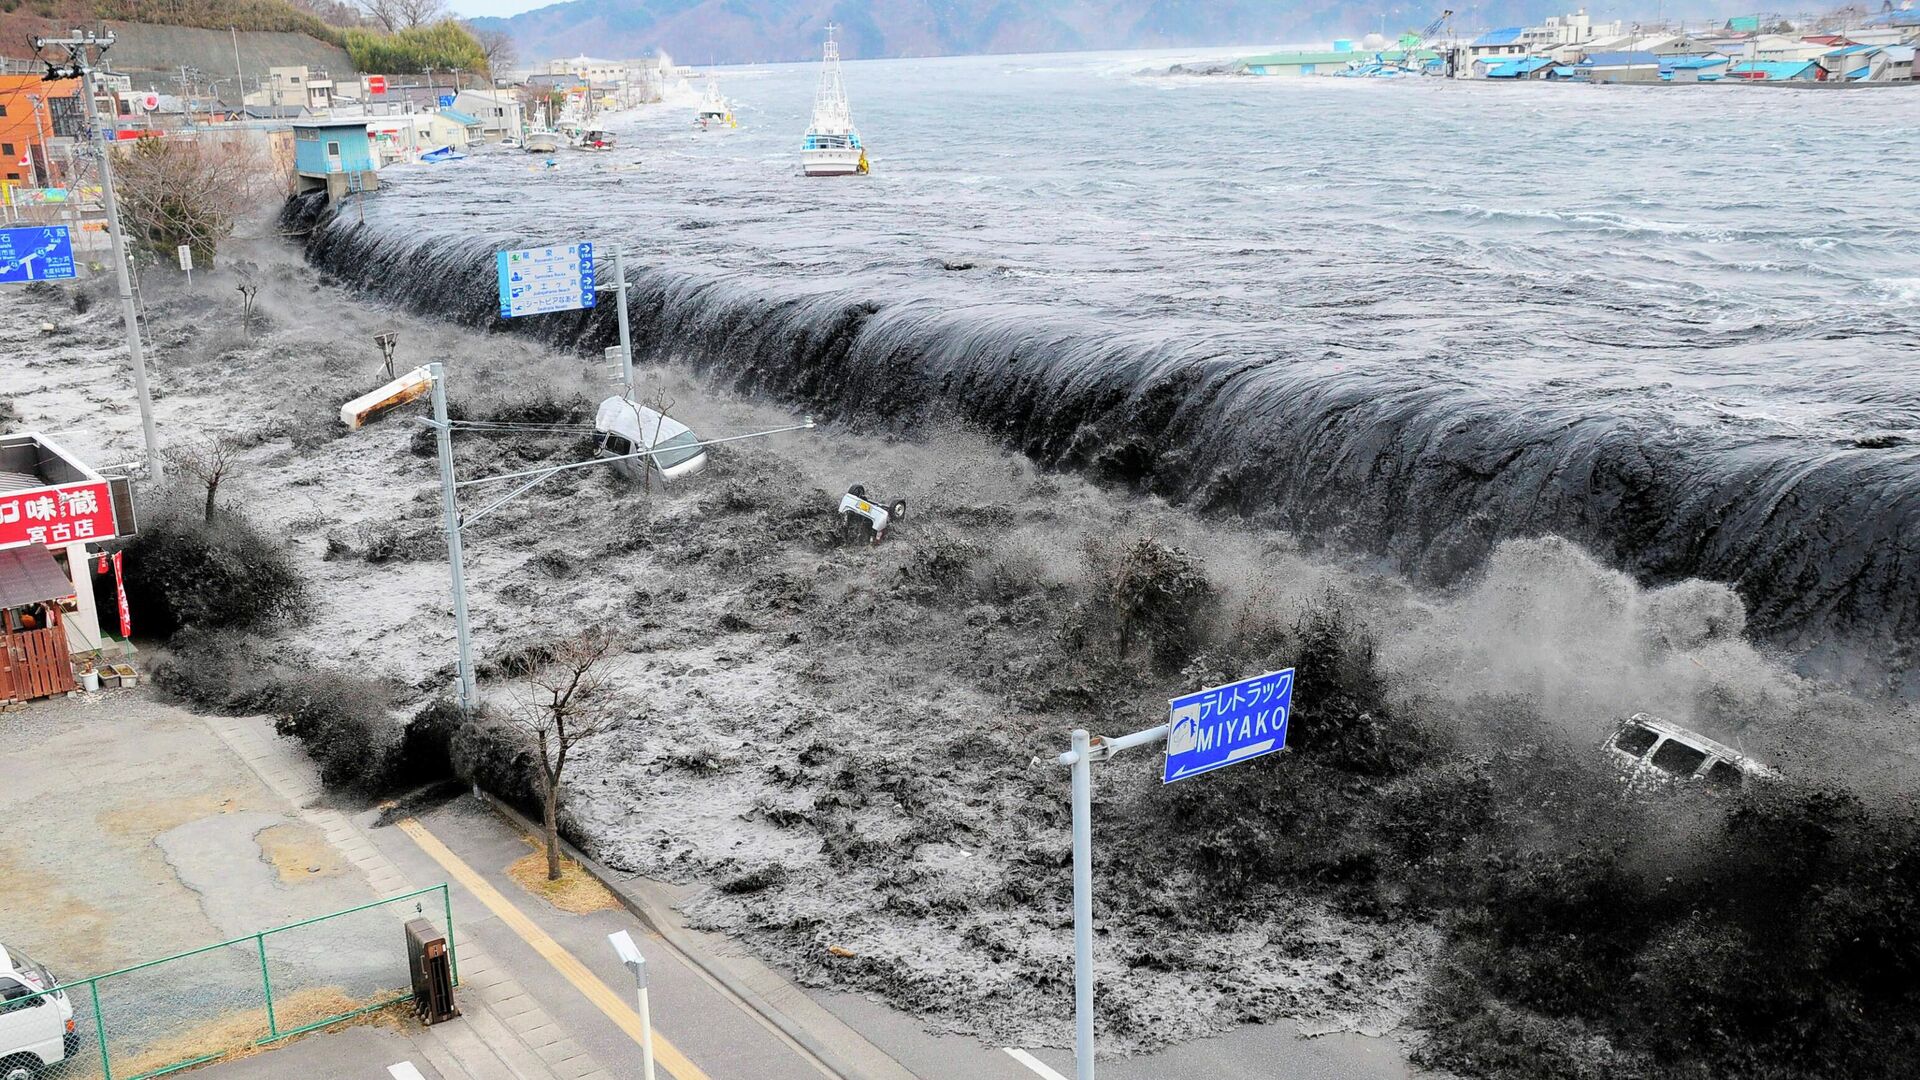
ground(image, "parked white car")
xmin=0 ymin=943 xmax=78 ymax=1080
xmin=1605 ymin=713 xmax=1777 ymax=790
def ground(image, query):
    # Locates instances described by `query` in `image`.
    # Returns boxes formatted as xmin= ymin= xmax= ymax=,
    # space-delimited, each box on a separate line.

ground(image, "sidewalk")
xmin=202 ymin=713 xmax=610 ymax=1080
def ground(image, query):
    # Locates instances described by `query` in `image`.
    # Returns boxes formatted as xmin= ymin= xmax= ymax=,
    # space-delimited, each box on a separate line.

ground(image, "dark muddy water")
xmin=298 ymin=51 xmax=1920 ymax=681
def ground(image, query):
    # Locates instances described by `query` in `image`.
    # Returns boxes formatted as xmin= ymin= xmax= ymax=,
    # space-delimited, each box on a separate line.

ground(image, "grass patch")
xmin=505 ymin=846 xmax=620 ymax=915
xmin=96 ymin=987 xmax=410 ymax=1079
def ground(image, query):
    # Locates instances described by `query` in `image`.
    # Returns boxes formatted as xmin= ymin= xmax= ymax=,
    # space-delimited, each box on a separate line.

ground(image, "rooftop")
xmin=1471 ymin=27 xmax=1526 ymax=47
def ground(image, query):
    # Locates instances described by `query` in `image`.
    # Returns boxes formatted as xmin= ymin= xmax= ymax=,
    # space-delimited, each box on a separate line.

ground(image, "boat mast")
xmin=812 ymin=23 xmax=850 ymax=128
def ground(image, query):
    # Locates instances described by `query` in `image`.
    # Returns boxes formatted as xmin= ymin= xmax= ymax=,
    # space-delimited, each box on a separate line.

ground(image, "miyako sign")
xmin=0 ymin=481 xmax=118 ymax=548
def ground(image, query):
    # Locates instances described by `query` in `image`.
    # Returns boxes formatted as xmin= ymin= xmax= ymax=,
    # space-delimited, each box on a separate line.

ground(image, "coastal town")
xmin=1233 ymin=4 xmax=1920 ymax=80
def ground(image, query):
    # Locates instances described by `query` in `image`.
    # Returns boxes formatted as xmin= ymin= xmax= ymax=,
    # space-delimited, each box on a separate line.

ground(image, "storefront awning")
xmin=0 ymin=545 xmax=75 ymax=608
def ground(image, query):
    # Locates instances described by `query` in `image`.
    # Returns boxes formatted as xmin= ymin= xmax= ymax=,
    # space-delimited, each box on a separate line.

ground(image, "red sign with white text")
xmin=368 ymin=75 xmax=387 ymax=95
xmin=0 ymin=481 xmax=117 ymax=549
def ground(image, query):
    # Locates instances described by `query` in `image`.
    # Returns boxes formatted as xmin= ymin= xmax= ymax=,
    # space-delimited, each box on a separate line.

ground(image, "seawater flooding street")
xmin=1 ymin=4 xmax=1919 ymax=1080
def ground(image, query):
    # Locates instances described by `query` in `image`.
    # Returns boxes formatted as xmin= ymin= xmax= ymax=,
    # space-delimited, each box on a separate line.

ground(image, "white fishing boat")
xmin=801 ymin=25 xmax=867 ymax=177
xmin=524 ymin=131 xmax=561 ymax=154
xmin=695 ymin=77 xmax=735 ymax=129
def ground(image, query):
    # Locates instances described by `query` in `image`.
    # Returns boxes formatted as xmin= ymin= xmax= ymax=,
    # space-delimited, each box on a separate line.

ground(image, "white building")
xmin=1520 ymin=9 xmax=1622 ymax=51
xmin=245 ymin=66 xmax=334 ymax=111
xmin=547 ymin=54 xmax=627 ymax=84
xmin=453 ymin=89 xmax=524 ymax=141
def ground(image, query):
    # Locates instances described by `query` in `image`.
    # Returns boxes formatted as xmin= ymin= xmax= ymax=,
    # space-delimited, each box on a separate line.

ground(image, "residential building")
xmin=1467 ymin=27 xmax=1531 ymax=61
xmin=1662 ymin=55 xmax=1732 ymax=81
xmin=292 ymin=117 xmax=378 ymax=203
xmin=453 ymin=89 xmax=524 ymax=141
xmin=0 ymin=76 xmax=80 ymax=189
xmin=247 ymin=66 xmax=335 ymax=112
xmin=0 ymin=431 xmax=133 ymax=680
xmin=1484 ymin=56 xmax=1557 ymax=78
xmin=423 ymin=109 xmax=483 ymax=149
xmin=1519 ymin=9 xmax=1623 ymax=51
xmin=547 ymin=54 xmax=626 ymax=84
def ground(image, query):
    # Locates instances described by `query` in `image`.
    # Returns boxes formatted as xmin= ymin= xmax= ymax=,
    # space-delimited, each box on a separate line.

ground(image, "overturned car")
xmin=1605 ymin=713 xmax=1778 ymax=790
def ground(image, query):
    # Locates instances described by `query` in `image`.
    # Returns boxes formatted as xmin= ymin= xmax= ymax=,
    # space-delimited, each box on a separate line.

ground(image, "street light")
xmin=607 ymin=931 xmax=656 ymax=1080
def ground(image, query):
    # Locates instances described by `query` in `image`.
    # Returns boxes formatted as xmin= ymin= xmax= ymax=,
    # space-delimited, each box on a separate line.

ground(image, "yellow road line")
xmin=397 ymin=817 xmax=713 ymax=1080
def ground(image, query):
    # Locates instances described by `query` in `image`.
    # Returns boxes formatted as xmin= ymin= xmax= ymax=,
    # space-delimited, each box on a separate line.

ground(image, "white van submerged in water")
xmin=594 ymin=396 xmax=710 ymax=482
xmin=1605 ymin=713 xmax=1777 ymax=790
xmin=0 ymin=943 xmax=78 ymax=1079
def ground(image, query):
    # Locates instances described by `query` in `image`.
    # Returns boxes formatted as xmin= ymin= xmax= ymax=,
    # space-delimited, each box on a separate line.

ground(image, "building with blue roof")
xmin=1485 ymin=56 xmax=1557 ymax=78
xmin=1726 ymin=59 xmax=1820 ymax=81
xmin=1466 ymin=26 xmax=1531 ymax=68
xmin=1660 ymin=54 xmax=1731 ymax=81
xmin=1863 ymin=4 xmax=1920 ymax=27
xmin=292 ymin=118 xmax=377 ymax=205
xmin=1581 ymin=50 xmax=1664 ymax=82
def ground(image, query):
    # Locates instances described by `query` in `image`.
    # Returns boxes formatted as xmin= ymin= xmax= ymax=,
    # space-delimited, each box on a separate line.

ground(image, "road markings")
xmin=1004 ymin=1047 xmax=1072 ymax=1080
xmin=397 ymin=817 xmax=713 ymax=1080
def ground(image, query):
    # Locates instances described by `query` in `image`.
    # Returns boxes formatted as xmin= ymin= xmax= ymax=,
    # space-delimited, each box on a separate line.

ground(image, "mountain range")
xmin=470 ymin=1 xmax=1747 ymax=67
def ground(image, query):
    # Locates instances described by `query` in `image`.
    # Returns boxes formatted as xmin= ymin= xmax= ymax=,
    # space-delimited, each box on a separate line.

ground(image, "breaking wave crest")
xmin=291 ymin=199 xmax=1920 ymax=687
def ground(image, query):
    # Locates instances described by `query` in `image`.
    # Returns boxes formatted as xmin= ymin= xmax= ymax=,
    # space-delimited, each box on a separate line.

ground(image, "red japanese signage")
xmin=112 ymin=550 xmax=131 ymax=638
xmin=0 ymin=481 xmax=117 ymax=549
xmin=368 ymin=75 xmax=387 ymax=95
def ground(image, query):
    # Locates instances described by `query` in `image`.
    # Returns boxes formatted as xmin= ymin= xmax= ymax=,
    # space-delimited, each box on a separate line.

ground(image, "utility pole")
xmin=34 ymin=29 xmax=164 ymax=483
xmin=27 ymin=94 xmax=51 ymax=188
xmin=611 ymin=248 xmax=634 ymax=399
xmin=427 ymin=363 xmax=478 ymax=708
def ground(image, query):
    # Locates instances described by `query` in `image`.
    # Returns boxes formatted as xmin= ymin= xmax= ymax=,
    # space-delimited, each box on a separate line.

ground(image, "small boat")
xmin=524 ymin=131 xmax=561 ymax=154
xmin=801 ymin=25 xmax=867 ymax=177
xmin=580 ymin=129 xmax=616 ymax=150
xmin=695 ymin=77 xmax=735 ymax=129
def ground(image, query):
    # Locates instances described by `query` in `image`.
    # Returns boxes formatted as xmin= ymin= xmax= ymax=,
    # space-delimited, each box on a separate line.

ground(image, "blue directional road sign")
xmin=439 ymin=93 xmax=456 ymax=108
xmin=0 ymin=225 xmax=77 ymax=284
xmin=1163 ymin=668 xmax=1294 ymax=783
xmin=495 ymin=242 xmax=596 ymax=318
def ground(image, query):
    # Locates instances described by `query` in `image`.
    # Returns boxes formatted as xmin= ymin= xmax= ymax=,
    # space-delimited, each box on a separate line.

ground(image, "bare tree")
xmin=469 ymin=24 xmax=517 ymax=76
xmin=111 ymin=134 xmax=277 ymax=268
xmin=167 ymin=432 xmax=247 ymax=523
xmin=357 ymin=0 xmax=447 ymax=32
xmin=512 ymin=630 xmax=621 ymax=880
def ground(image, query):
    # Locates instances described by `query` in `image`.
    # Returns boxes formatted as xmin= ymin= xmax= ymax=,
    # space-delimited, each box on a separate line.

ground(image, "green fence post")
xmin=257 ymin=933 xmax=278 ymax=1038
xmin=442 ymin=883 xmax=459 ymax=986
xmin=90 ymin=979 xmax=112 ymax=1080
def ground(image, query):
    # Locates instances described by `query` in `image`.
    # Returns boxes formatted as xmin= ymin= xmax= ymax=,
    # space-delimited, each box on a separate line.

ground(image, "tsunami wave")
xmin=290 ymin=198 xmax=1920 ymax=687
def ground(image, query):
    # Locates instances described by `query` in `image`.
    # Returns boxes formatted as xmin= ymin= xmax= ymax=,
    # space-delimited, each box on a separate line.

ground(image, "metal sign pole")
xmin=428 ymin=363 xmax=477 ymax=708
xmin=613 ymin=246 xmax=635 ymax=400
xmin=1069 ymin=728 xmax=1095 ymax=1080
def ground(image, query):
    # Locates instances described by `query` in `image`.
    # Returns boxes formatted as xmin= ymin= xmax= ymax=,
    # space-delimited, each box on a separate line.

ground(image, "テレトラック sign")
xmin=1163 ymin=667 xmax=1294 ymax=783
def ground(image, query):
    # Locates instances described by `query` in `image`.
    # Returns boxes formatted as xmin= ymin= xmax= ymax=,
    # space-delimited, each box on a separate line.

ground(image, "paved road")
xmin=199 ymin=1025 xmax=445 ymax=1080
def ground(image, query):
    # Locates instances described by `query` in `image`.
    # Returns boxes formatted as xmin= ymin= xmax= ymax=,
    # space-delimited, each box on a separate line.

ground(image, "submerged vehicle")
xmin=838 ymin=484 xmax=906 ymax=544
xmin=801 ymin=26 xmax=867 ymax=176
xmin=1605 ymin=713 xmax=1777 ymax=790
xmin=594 ymin=397 xmax=708 ymax=481
xmin=0 ymin=941 xmax=78 ymax=1078
xmin=696 ymin=78 xmax=735 ymax=129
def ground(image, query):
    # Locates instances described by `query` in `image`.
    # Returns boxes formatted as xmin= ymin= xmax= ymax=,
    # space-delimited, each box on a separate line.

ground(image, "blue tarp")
xmin=420 ymin=146 xmax=466 ymax=162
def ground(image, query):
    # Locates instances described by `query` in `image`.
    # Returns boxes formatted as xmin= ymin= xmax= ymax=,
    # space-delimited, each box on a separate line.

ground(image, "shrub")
xmin=1084 ymin=536 xmax=1213 ymax=669
xmin=394 ymin=698 xmax=467 ymax=789
xmin=120 ymin=502 xmax=308 ymax=637
xmin=149 ymin=628 xmax=283 ymax=712
xmin=448 ymin=711 xmax=541 ymax=814
xmin=271 ymin=671 xmax=401 ymax=795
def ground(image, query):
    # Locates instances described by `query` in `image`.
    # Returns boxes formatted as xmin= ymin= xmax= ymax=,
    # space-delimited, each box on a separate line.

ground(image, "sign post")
xmin=1054 ymin=668 xmax=1295 ymax=1079
xmin=177 ymin=243 xmax=192 ymax=287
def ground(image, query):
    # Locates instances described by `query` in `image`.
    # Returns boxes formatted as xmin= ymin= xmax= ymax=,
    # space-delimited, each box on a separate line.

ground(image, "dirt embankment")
xmin=8 ymin=241 xmax=1920 ymax=1077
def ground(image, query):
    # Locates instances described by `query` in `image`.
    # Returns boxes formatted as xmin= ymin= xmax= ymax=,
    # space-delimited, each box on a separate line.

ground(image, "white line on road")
xmin=1004 ymin=1047 xmax=1072 ymax=1080
xmin=387 ymin=1064 xmax=428 ymax=1080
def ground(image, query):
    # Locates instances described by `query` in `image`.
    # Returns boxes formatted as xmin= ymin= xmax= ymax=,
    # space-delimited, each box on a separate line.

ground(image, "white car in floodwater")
xmin=594 ymin=396 xmax=709 ymax=482
xmin=0 ymin=942 xmax=78 ymax=1080
xmin=1605 ymin=713 xmax=1777 ymax=790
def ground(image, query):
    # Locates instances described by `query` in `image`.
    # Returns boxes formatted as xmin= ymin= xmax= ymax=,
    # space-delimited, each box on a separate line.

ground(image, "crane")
xmin=1417 ymin=8 xmax=1455 ymax=45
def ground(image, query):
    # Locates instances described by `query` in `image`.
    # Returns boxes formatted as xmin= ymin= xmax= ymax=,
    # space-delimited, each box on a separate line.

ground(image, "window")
xmin=650 ymin=430 xmax=704 ymax=470
xmin=602 ymin=433 xmax=632 ymax=456
xmin=0 ymin=104 xmax=7 ymax=117
xmin=3 ymin=172 xmax=17 ymax=183
xmin=1612 ymin=723 xmax=1659 ymax=758
xmin=1703 ymin=760 xmax=1745 ymax=790
xmin=1649 ymin=739 xmax=1709 ymax=778
xmin=0 ymin=978 xmax=43 ymax=1012
xmin=326 ymin=140 xmax=341 ymax=157
xmin=1 ymin=143 xmax=12 ymax=157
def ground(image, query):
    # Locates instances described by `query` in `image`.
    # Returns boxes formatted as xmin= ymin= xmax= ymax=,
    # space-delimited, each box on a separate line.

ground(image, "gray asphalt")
xmin=196 ymin=1024 xmax=444 ymax=1079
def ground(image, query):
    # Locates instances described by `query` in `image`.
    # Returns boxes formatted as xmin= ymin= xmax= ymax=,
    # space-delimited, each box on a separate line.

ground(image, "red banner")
xmin=0 ymin=480 xmax=117 ymax=549
xmin=112 ymin=550 xmax=130 ymax=638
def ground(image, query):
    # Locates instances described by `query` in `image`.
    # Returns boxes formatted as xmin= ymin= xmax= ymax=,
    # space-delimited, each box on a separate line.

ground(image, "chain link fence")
xmin=1 ymin=885 xmax=454 ymax=1080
